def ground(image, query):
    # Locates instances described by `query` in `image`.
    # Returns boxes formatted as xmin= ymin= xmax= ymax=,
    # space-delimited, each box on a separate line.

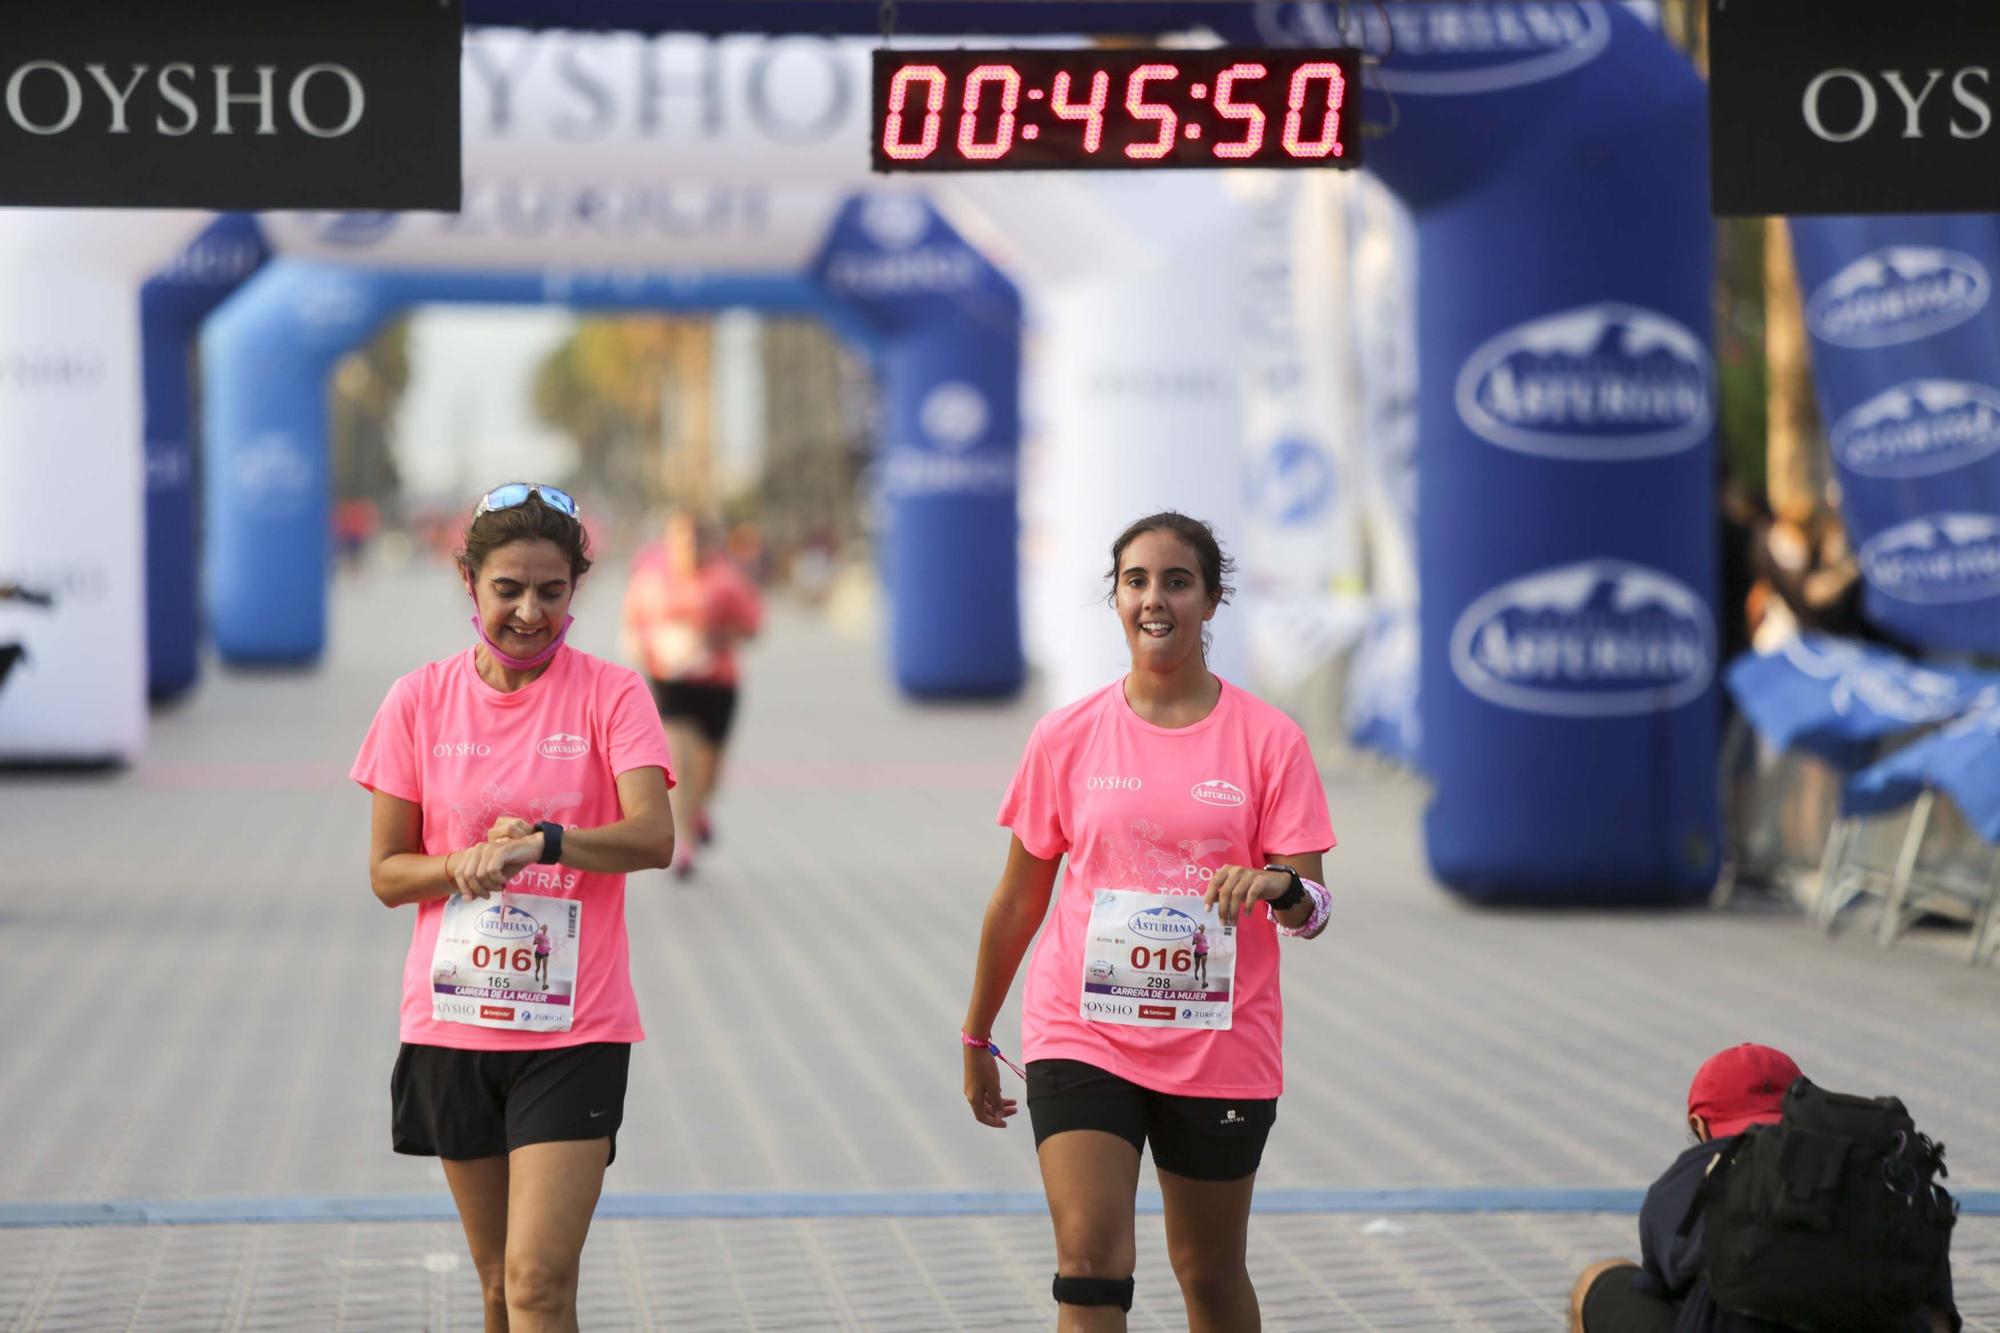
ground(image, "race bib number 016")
xmin=1080 ymin=889 xmax=1234 ymax=1030
xmin=431 ymin=892 xmax=581 ymax=1032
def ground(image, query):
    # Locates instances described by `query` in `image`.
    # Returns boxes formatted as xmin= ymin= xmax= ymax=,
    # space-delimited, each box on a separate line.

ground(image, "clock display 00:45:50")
xmin=875 ymin=53 xmax=1357 ymax=169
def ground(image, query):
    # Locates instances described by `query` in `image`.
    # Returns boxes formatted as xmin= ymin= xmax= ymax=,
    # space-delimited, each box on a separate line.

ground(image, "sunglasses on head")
xmin=474 ymin=483 xmax=579 ymax=519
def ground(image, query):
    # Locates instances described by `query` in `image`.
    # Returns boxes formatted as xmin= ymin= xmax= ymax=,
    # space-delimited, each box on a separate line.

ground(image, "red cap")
xmin=1688 ymin=1044 xmax=1802 ymax=1138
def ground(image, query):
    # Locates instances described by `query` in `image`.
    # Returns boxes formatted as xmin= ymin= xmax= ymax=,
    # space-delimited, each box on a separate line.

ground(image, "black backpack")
xmin=1690 ymin=1076 xmax=1956 ymax=1331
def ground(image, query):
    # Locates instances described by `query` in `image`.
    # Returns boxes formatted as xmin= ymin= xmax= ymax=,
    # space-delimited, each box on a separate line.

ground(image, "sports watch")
xmin=536 ymin=820 xmax=565 ymax=865
xmin=1263 ymin=863 xmax=1306 ymax=912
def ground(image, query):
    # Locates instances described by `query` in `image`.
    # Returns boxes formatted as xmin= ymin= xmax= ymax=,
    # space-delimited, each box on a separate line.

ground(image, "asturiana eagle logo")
xmin=475 ymin=904 xmax=540 ymax=941
xmin=1807 ymin=247 xmax=1989 ymax=349
xmin=1317 ymin=1 xmax=1611 ymax=96
xmin=538 ymin=732 xmax=589 ymax=761
xmin=1859 ymin=514 xmax=2000 ymax=605
xmin=1128 ymin=906 xmax=1197 ymax=942
xmin=1190 ymin=779 xmax=1247 ymax=808
xmin=1449 ymin=560 xmax=1715 ymax=717
xmin=1455 ymin=304 xmax=1714 ymax=461
xmin=1830 ymin=380 xmax=2000 ymax=480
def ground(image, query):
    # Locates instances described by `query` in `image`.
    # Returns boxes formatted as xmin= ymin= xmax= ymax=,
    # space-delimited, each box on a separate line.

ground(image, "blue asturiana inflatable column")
xmin=141 ymin=214 xmax=269 ymax=697
xmin=814 ymin=195 xmax=1025 ymax=697
xmin=1790 ymin=216 xmax=2000 ymax=653
xmin=1360 ymin=3 xmax=1721 ymax=902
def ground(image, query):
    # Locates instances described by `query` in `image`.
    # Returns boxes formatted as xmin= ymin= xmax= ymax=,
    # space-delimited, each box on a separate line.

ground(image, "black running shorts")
xmin=1026 ymin=1058 xmax=1276 ymax=1182
xmin=650 ymin=679 xmax=739 ymax=746
xmin=391 ymin=1041 xmax=630 ymax=1164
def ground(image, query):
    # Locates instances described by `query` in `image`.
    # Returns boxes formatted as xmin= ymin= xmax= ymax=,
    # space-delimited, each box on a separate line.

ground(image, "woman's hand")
xmin=447 ymin=836 xmax=542 ymax=899
xmin=963 ymin=1044 xmax=1018 ymax=1129
xmin=486 ymin=816 xmax=535 ymax=842
xmin=1203 ymin=864 xmax=1289 ymax=926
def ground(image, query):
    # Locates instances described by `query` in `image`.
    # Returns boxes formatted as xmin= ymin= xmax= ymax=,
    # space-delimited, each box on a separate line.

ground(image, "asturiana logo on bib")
xmin=1859 ymin=514 xmax=2000 ymax=604
xmin=1190 ymin=779 xmax=1247 ymax=808
xmin=538 ymin=732 xmax=589 ymax=761
xmin=1450 ymin=560 xmax=1715 ymax=717
xmin=1830 ymin=380 xmax=2000 ymax=480
xmin=475 ymin=904 xmax=540 ymax=941
xmin=1128 ymin=906 xmax=1197 ymax=942
xmin=1455 ymin=304 xmax=1714 ymax=461
xmin=1807 ymin=248 xmax=1989 ymax=349
xmin=1334 ymin=2 xmax=1610 ymax=95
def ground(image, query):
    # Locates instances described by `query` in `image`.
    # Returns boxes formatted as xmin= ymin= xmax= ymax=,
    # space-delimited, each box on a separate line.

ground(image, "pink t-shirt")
xmin=351 ymin=645 xmax=674 ymax=1051
xmin=997 ymin=677 xmax=1336 ymax=1099
xmin=622 ymin=547 xmax=763 ymax=686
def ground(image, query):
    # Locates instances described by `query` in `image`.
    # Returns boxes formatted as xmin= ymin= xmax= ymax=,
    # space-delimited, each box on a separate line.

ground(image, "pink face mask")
xmin=466 ymin=581 xmax=573 ymax=670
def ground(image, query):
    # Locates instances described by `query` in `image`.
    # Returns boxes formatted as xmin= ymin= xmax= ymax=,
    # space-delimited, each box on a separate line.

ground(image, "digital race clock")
xmin=871 ymin=48 xmax=1362 ymax=173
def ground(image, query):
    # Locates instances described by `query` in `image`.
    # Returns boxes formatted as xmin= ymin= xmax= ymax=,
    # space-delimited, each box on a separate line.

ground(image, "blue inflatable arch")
xmin=201 ymin=196 xmax=1024 ymax=697
xmin=1348 ymin=3 xmax=1722 ymax=904
xmin=143 ymin=215 xmax=272 ymax=700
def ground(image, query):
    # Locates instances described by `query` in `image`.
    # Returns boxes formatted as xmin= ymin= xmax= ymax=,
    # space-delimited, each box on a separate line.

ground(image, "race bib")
xmin=650 ymin=624 xmax=716 ymax=679
xmin=430 ymin=892 xmax=581 ymax=1032
xmin=1080 ymin=889 xmax=1234 ymax=1030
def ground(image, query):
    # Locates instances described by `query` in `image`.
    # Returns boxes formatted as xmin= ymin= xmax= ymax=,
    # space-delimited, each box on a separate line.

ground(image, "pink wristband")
xmin=961 ymin=1029 xmax=1026 ymax=1079
xmin=1278 ymin=878 xmax=1331 ymax=939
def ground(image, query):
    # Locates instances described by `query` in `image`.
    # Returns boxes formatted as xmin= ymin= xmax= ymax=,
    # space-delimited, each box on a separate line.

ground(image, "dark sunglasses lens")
xmin=485 ymin=483 xmax=532 ymax=510
xmin=538 ymin=487 xmax=578 ymax=516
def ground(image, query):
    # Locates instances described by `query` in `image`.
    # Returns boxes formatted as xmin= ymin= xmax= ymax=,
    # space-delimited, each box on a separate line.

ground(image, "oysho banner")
xmin=1791 ymin=215 xmax=2000 ymax=652
xmin=0 ymin=0 xmax=459 ymax=209
xmin=1709 ymin=0 xmax=2000 ymax=216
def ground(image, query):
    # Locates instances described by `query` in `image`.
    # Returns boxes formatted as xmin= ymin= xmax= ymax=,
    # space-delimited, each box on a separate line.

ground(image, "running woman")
xmin=1190 ymin=924 xmax=1209 ymax=989
xmin=353 ymin=483 xmax=675 ymax=1333
xmin=962 ymin=511 xmax=1335 ymax=1332
xmin=621 ymin=510 xmax=762 ymax=879
xmin=532 ymin=924 xmax=552 ymax=989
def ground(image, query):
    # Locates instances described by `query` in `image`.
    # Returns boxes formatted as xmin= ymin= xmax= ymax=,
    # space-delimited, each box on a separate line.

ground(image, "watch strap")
xmin=1263 ymin=862 xmax=1306 ymax=911
xmin=536 ymin=820 xmax=564 ymax=865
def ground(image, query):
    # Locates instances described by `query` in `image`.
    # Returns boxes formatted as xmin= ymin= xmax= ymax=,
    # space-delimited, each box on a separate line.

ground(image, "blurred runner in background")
xmin=622 ymin=509 xmax=762 ymax=880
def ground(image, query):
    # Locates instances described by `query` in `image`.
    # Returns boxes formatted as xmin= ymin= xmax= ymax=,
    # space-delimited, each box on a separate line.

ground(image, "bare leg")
xmin=1038 ymin=1130 xmax=1142 ymax=1333
xmin=1159 ymin=1166 xmax=1259 ymax=1333
xmin=503 ymin=1138 xmax=610 ymax=1333
xmin=661 ymin=719 xmax=710 ymax=871
xmin=441 ymin=1156 xmax=511 ymax=1333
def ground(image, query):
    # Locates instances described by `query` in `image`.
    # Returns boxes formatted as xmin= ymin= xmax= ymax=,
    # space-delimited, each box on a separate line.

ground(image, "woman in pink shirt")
xmin=961 ymin=512 xmax=1335 ymax=1332
xmin=353 ymin=483 xmax=676 ymax=1332
xmin=620 ymin=510 xmax=763 ymax=879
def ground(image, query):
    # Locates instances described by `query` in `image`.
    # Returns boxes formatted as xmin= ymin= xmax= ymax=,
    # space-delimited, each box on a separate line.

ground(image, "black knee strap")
xmin=1052 ymin=1274 xmax=1134 ymax=1311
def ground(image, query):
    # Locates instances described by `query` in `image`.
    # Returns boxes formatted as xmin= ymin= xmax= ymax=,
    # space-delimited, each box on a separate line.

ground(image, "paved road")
xmin=5 ymin=562 xmax=1998 ymax=1329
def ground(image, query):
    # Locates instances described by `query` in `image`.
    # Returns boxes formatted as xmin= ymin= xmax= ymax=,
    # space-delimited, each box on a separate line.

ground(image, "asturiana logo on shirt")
xmin=1128 ymin=906 xmax=1197 ymax=942
xmin=538 ymin=732 xmax=589 ymax=761
xmin=1190 ymin=779 xmax=1247 ymax=808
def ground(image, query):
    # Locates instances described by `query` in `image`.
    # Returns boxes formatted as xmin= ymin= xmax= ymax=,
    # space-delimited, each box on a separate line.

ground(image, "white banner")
xmin=1032 ymin=177 xmax=1251 ymax=710
xmin=1343 ymin=172 xmax=1423 ymax=759
xmin=263 ymin=180 xmax=843 ymax=273
xmin=0 ymin=212 xmax=206 ymax=761
xmin=463 ymin=29 xmax=875 ymax=188
xmin=1236 ymin=173 xmax=1368 ymax=695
